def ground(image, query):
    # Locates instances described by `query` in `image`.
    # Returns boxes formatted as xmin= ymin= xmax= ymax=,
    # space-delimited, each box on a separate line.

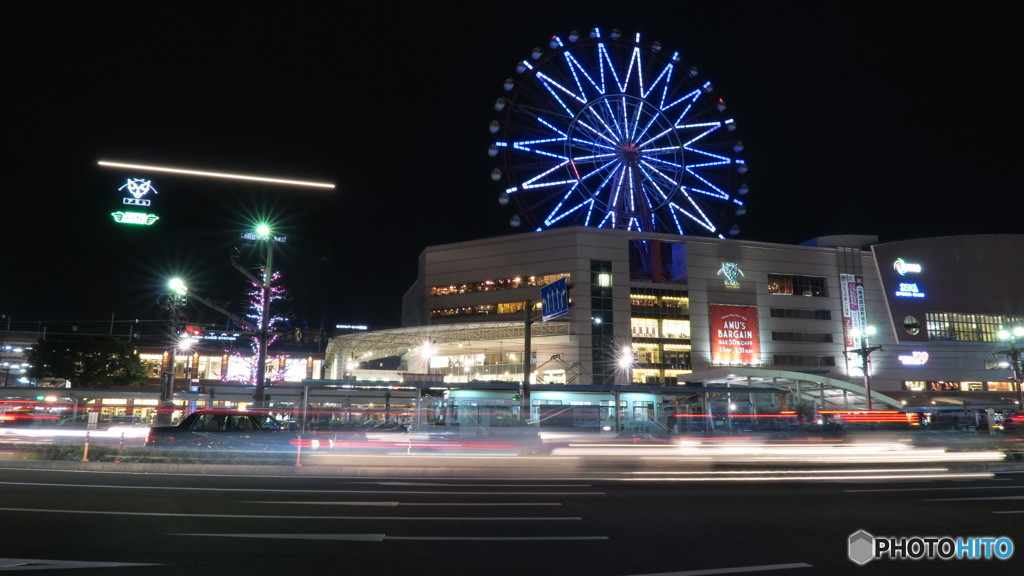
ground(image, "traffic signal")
xmin=184 ymin=325 xmax=203 ymax=337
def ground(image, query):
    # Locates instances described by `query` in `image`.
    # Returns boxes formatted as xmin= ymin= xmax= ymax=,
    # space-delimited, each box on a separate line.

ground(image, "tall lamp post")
xmin=996 ymin=326 xmax=1024 ymax=412
xmin=850 ymin=326 xmax=882 ymax=411
xmin=253 ymin=223 xmax=275 ymax=409
xmin=160 ymin=278 xmax=188 ymax=425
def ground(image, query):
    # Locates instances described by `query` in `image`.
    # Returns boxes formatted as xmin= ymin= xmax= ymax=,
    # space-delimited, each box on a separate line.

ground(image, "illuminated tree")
xmin=223 ymin=268 xmax=291 ymax=385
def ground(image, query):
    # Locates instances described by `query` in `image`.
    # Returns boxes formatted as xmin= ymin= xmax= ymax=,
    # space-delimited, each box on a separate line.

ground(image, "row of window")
xmin=770 ymin=307 xmax=832 ymax=320
xmin=430 ymin=273 xmax=570 ymax=297
xmin=924 ymin=313 xmax=1024 ymax=342
xmin=138 ymin=353 xmax=321 ymax=383
xmin=903 ymin=380 xmax=1020 ymax=392
xmin=630 ymin=291 xmax=690 ymax=313
xmin=631 ymin=318 xmax=691 ymax=339
xmin=631 ymin=342 xmax=691 ymax=365
xmin=767 ymin=273 xmax=828 ymax=297
xmin=430 ymin=301 xmax=533 ymax=319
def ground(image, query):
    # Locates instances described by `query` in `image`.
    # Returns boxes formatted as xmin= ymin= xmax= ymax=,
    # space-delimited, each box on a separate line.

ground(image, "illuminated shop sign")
xmin=111 ymin=177 xmax=160 ymax=226
xmin=895 ymin=282 xmax=925 ymax=298
xmin=197 ymin=333 xmax=241 ymax=342
xmin=898 ymin=351 xmax=929 ymax=366
xmin=716 ymin=262 xmax=744 ymax=288
xmin=120 ymin=178 xmax=157 ymax=206
xmin=709 ymin=304 xmax=761 ymax=365
xmin=893 ymin=258 xmax=922 ymax=276
xmin=111 ymin=211 xmax=159 ymax=225
xmin=241 ymin=231 xmax=289 ymax=243
xmin=892 ymin=259 xmax=926 ymax=298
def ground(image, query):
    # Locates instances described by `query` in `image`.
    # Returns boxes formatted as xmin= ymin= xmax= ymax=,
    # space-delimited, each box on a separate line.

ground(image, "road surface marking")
xmin=0 ymin=507 xmax=578 ymax=521
xmin=0 ymin=558 xmax=159 ymax=571
xmin=624 ymin=563 xmax=812 ymax=575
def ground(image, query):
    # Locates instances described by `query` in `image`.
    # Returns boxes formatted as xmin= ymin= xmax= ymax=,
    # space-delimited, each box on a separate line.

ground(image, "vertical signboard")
xmin=710 ymin=304 xmax=761 ymax=365
xmin=840 ymin=274 xmax=866 ymax=349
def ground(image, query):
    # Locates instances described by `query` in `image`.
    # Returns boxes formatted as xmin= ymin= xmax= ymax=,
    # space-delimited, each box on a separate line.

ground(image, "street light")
xmin=617 ymin=345 xmax=635 ymax=384
xmin=996 ymin=326 xmax=1024 ymax=412
xmin=850 ymin=326 xmax=882 ymax=411
xmin=253 ymin=223 xmax=275 ymax=408
xmin=160 ymin=278 xmax=188 ymax=424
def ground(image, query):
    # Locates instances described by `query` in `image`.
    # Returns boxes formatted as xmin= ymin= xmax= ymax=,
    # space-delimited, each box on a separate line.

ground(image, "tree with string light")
xmin=223 ymin=267 xmax=291 ymax=387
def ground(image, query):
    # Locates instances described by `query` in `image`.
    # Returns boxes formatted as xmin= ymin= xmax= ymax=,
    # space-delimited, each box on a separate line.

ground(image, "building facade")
xmin=326 ymin=228 xmax=1024 ymax=419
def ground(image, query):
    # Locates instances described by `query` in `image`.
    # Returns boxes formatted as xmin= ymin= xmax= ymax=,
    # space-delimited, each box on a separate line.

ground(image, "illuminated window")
xmin=767 ymin=274 xmax=827 ymax=297
xmin=662 ymin=345 xmax=691 ymax=367
xmin=662 ymin=319 xmax=691 ymax=339
xmin=926 ymin=312 xmax=1024 ymax=342
xmin=632 ymin=368 xmax=660 ymax=384
xmin=631 ymin=294 xmax=657 ymax=307
xmin=632 ymin=343 xmax=660 ymax=363
xmin=430 ymin=274 xmax=570 ymax=297
xmin=660 ymin=296 xmax=689 ymax=312
xmin=631 ymin=318 xmax=659 ymax=338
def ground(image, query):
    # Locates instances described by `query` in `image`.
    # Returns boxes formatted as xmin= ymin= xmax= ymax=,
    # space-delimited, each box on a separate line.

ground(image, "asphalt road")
xmin=0 ymin=451 xmax=1022 ymax=575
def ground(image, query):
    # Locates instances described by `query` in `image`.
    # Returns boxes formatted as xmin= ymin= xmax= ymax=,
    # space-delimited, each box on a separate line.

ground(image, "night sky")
xmin=5 ymin=2 xmax=1021 ymax=336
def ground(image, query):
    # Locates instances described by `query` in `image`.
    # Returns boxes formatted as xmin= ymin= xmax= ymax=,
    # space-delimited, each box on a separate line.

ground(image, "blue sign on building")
xmin=541 ymin=277 xmax=569 ymax=321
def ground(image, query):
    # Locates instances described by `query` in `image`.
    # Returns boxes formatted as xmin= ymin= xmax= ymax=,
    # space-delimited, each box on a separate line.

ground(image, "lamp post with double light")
xmin=996 ymin=326 xmax=1024 ymax=412
xmin=850 ymin=326 xmax=882 ymax=411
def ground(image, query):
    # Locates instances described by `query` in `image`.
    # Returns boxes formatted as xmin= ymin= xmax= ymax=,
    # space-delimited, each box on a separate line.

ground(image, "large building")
xmin=325 ymin=227 xmax=1024 ymax=423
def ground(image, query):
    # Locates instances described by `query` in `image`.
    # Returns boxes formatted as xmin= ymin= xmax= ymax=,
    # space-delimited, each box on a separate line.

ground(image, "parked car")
xmin=145 ymin=409 xmax=316 ymax=452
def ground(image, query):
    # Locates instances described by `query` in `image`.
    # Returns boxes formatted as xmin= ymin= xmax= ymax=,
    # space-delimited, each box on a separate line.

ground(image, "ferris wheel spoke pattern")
xmin=496 ymin=29 xmax=746 ymax=237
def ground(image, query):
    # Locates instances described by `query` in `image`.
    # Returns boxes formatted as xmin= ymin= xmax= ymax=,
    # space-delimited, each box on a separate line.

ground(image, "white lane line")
xmin=846 ymin=485 xmax=1023 ymax=493
xmin=0 ymin=507 xmax=578 ymax=521
xmin=247 ymin=501 xmax=561 ymax=506
xmin=0 ymin=481 xmax=601 ymax=496
xmin=0 ymin=558 xmax=159 ymax=570
xmin=176 ymin=533 xmax=387 ymax=542
xmin=370 ymin=482 xmax=592 ymax=487
xmin=919 ymin=495 xmax=1024 ymax=501
xmin=385 ymin=535 xmax=608 ymax=541
xmin=623 ymin=563 xmax=812 ymax=575
xmin=174 ymin=533 xmax=607 ymax=541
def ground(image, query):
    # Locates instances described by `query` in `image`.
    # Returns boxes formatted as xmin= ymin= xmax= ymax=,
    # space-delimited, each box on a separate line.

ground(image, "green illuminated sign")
xmin=111 ymin=211 xmax=160 ymax=225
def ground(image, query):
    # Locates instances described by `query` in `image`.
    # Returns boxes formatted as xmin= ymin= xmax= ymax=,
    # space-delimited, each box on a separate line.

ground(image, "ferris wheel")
xmin=489 ymin=28 xmax=749 ymax=238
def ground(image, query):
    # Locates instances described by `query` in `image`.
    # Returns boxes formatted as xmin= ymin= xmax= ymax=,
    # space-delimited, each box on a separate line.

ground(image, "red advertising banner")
xmin=710 ymin=304 xmax=761 ymax=365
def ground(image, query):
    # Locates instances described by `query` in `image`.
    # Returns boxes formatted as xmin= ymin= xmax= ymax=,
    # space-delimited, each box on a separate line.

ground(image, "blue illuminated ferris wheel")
xmin=489 ymin=28 xmax=749 ymax=238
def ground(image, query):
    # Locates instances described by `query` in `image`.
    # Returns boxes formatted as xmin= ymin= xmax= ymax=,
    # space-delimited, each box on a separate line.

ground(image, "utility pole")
xmin=996 ymin=327 xmax=1024 ymax=413
xmin=159 ymin=281 xmax=187 ymax=425
xmin=849 ymin=327 xmax=882 ymax=411
xmin=523 ymin=299 xmax=534 ymax=415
